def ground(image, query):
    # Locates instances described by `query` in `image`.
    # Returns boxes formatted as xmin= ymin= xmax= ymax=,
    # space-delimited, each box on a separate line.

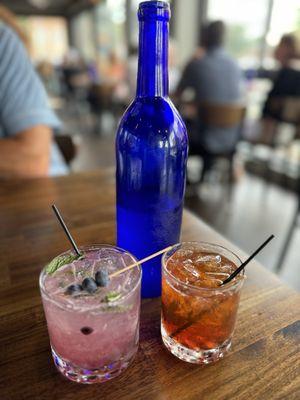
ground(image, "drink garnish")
xmin=80 ymin=327 xmax=93 ymax=335
xmin=104 ymin=292 xmax=132 ymax=312
xmin=46 ymin=253 xmax=83 ymax=275
xmin=104 ymin=291 xmax=122 ymax=302
xmin=109 ymin=246 xmax=172 ymax=279
xmin=82 ymin=277 xmax=98 ymax=294
xmin=65 ymin=283 xmax=83 ymax=295
xmin=95 ymin=268 xmax=110 ymax=287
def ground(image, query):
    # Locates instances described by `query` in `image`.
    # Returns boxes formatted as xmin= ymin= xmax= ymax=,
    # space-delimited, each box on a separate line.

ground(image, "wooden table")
xmin=1 ymin=170 xmax=299 ymax=400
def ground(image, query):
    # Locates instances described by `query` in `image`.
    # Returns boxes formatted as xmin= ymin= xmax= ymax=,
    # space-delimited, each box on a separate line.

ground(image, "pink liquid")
xmin=40 ymin=247 xmax=141 ymax=371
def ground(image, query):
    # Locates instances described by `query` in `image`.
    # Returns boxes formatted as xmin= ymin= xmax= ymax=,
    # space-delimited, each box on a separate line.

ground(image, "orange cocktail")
xmin=161 ymin=242 xmax=244 ymax=364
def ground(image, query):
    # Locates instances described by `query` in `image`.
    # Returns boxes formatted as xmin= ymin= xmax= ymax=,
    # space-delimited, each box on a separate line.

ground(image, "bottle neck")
xmin=136 ymin=19 xmax=169 ymax=98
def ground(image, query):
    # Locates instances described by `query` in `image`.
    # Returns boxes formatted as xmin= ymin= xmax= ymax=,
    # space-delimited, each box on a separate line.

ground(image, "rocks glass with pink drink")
xmin=39 ymin=245 xmax=141 ymax=384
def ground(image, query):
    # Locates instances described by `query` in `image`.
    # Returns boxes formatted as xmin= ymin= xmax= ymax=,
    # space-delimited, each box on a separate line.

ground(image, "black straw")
xmin=221 ymin=234 xmax=275 ymax=285
xmin=51 ymin=204 xmax=81 ymax=256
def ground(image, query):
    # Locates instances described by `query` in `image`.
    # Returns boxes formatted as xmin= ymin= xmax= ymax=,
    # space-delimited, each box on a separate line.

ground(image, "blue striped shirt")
xmin=0 ymin=23 xmax=68 ymax=176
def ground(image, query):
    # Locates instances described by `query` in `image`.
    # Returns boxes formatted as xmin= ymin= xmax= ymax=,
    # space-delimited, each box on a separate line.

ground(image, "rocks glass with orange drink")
xmin=161 ymin=242 xmax=245 ymax=364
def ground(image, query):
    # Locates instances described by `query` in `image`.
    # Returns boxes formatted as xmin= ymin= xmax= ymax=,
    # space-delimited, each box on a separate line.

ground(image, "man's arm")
xmin=0 ymin=125 xmax=52 ymax=178
xmin=0 ymin=26 xmax=61 ymax=178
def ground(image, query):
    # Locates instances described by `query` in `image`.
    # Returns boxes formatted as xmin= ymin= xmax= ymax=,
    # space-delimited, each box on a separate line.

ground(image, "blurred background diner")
xmin=0 ymin=0 xmax=299 ymax=290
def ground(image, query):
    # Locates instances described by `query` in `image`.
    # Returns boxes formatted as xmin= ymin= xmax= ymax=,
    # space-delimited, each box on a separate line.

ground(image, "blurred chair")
xmin=265 ymin=97 xmax=300 ymax=144
xmin=199 ymin=103 xmax=246 ymax=128
xmin=190 ymin=103 xmax=246 ymax=182
xmin=263 ymin=66 xmax=300 ymax=120
xmin=87 ymin=83 xmax=115 ymax=134
xmin=54 ymin=135 xmax=77 ymax=165
xmin=267 ymin=97 xmax=300 ymax=125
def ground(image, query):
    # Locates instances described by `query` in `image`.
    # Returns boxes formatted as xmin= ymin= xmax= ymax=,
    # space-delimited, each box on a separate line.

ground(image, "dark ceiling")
xmin=0 ymin=0 xmax=99 ymax=17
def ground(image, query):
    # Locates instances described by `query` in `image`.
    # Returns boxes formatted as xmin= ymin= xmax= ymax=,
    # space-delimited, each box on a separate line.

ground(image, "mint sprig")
xmin=103 ymin=291 xmax=122 ymax=303
xmin=45 ymin=253 xmax=83 ymax=275
xmin=103 ymin=291 xmax=131 ymax=312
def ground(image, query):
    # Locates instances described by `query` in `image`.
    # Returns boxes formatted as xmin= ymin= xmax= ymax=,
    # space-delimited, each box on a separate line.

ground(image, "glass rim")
xmin=162 ymin=241 xmax=245 ymax=293
xmin=39 ymin=244 xmax=142 ymax=312
xmin=138 ymin=1 xmax=170 ymax=21
xmin=139 ymin=1 xmax=170 ymax=10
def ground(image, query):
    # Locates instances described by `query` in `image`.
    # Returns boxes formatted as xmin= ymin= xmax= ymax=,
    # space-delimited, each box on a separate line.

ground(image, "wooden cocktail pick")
xmin=109 ymin=246 xmax=172 ymax=278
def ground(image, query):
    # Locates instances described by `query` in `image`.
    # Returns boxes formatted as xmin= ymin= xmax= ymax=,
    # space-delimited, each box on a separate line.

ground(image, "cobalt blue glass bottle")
xmin=116 ymin=1 xmax=188 ymax=298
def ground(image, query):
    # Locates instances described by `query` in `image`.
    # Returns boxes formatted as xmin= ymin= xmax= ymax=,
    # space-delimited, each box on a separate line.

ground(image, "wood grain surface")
xmin=0 ymin=169 xmax=299 ymax=400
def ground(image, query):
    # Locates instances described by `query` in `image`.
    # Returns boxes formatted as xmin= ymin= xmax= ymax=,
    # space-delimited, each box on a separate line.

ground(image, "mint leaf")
xmin=103 ymin=291 xmax=122 ymax=303
xmin=45 ymin=253 xmax=82 ymax=275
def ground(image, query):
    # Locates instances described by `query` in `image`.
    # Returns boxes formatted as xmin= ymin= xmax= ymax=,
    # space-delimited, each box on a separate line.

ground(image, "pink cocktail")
xmin=39 ymin=245 xmax=141 ymax=384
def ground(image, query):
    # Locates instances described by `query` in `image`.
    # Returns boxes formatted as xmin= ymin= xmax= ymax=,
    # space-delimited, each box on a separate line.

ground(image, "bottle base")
xmin=51 ymin=347 xmax=136 ymax=384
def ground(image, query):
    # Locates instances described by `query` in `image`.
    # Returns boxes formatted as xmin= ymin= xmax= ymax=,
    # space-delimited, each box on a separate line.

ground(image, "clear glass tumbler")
xmin=40 ymin=245 xmax=141 ymax=383
xmin=161 ymin=242 xmax=245 ymax=364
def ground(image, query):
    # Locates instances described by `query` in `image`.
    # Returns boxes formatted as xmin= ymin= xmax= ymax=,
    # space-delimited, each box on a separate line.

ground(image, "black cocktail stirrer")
xmin=51 ymin=204 xmax=81 ymax=257
xmin=221 ymin=234 xmax=275 ymax=285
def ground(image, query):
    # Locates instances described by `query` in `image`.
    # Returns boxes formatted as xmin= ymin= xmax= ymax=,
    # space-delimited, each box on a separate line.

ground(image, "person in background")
xmin=273 ymin=34 xmax=298 ymax=69
xmin=260 ymin=34 xmax=300 ymax=144
xmin=107 ymin=52 xmax=125 ymax=85
xmin=0 ymin=8 xmax=67 ymax=178
xmin=176 ymin=20 xmax=244 ymax=155
xmin=61 ymin=49 xmax=90 ymax=97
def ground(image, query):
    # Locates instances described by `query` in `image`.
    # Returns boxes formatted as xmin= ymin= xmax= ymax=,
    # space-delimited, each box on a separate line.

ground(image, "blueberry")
xmin=82 ymin=277 xmax=98 ymax=293
xmin=95 ymin=269 xmax=110 ymax=287
xmin=65 ymin=283 xmax=83 ymax=295
xmin=81 ymin=326 xmax=93 ymax=335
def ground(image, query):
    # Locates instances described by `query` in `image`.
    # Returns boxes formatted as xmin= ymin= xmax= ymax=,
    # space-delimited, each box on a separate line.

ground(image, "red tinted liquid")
xmin=162 ymin=250 xmax=241 ymax=350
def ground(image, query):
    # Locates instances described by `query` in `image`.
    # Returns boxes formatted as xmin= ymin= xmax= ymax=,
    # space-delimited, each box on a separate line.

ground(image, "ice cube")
xmin=95 ymin=256 xmax=114 ymax=273
xmin=74 ymin=259 xmax=93 ymax=280
xmin=205 ymin=272 xmax=231 ymax=282
xmin=182 ymin=259 xmax=200 ymax=278
xmin=175 ymin=249 xmax=194 ymax=259
xmin=200 ymin=277 xmax=223 ymax=288
xmin=44 ymin=262 xmax=77 ymax=295
xmin=205 ymin=272 xmax=230 ymax=278
xmin=195 ymin=254 xmax=221 ymax=264
xmin=201 ymin=262 xmax=235 ymax=285
xmin=218 ymin=264 xmax=235 ymax=274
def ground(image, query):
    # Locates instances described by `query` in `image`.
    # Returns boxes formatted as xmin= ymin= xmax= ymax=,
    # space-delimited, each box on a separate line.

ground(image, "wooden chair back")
xmin=269 ymin=97 xmax=300 ymax=125
xmin=199 ymin=102 xmax=246 ymax=129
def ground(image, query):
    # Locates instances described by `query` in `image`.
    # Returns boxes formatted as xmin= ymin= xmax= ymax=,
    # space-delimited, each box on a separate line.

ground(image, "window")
xmin=265 ymin=0 xmax=300 ymax=68
xmin=208 ymin=0 xmax=270 ymax=68
xmin=208 ymin=0 xmax=300 ymax=69
xmin=19 ymin=16 xmax=68 ymax=64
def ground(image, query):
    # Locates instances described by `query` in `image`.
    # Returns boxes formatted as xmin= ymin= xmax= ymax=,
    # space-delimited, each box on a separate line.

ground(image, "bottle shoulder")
xmin=117 ymin=97 xmax=187 ymax=135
